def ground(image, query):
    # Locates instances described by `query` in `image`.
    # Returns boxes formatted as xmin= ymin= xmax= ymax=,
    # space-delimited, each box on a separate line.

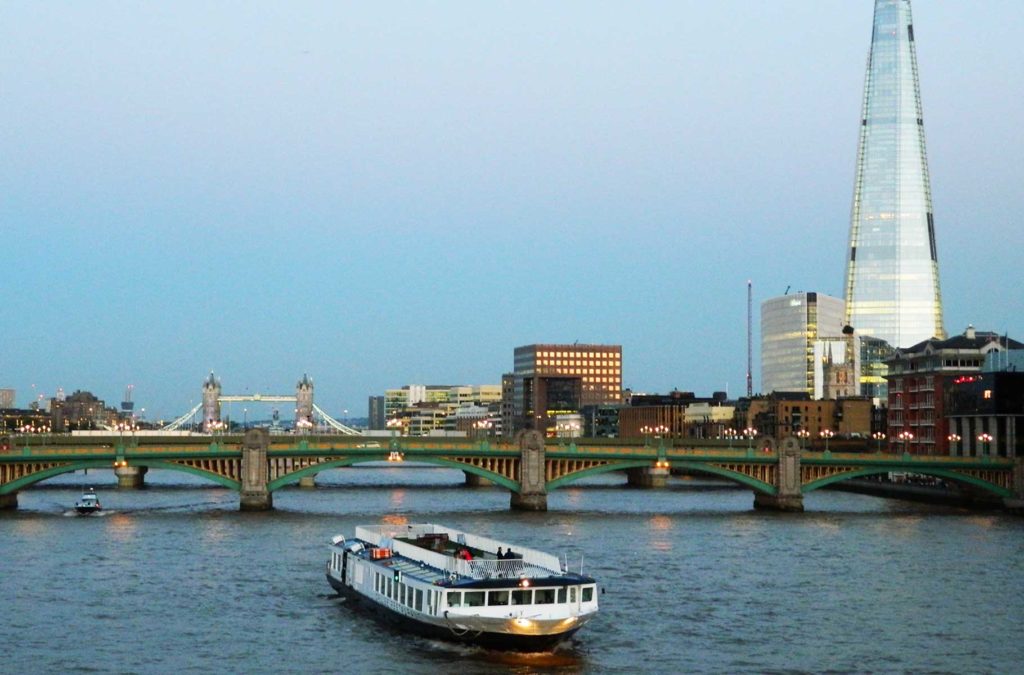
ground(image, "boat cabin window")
xmin=535 ymin=588 xmax=556 ymax=604
xmin=463 ymin=591 xmax=485 ymax=607
xmin=386 ymin=578 xmax=393 ymax=598
xmin=582 ymin=586 xmax=594 ymax=602
xmin=415 ymin=589 xmax=424 ymax=612
xmin=569 ymin=587 xmax=577 ymax=603
xmin=488 ymin=590 xmax=510 ymax=606
xmin=447 ymin=592 xmax=462 ymax=607
xmin=511 ymin=589 xmax=532 ymax=605
xmin=557 ymin=587 xmax=567 ymax=603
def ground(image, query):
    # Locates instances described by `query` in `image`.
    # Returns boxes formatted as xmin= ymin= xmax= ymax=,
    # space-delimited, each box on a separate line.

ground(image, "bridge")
xmin=2 ymin=431 xmax=1021 ymax=513
xmin=160 ymin=372 xmax=359 ymax=435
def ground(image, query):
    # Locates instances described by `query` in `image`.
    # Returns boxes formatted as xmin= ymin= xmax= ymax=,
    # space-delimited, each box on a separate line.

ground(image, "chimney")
xmin=965 ymin=324 xmax=976 ymax=340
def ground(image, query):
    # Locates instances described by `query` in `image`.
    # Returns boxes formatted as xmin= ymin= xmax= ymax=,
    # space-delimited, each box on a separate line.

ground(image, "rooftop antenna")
xmin=746 ymin=280 xmax=753 ymax=398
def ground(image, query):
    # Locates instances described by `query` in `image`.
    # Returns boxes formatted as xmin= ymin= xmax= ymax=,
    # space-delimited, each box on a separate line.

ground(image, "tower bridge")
xmin=160 ymin=372 xmax=359 ymax=435
xmin=2 ymin=432 xmax=1021 ymax=514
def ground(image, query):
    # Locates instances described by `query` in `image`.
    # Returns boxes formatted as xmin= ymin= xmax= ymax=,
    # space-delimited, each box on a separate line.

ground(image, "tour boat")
xmin=74 ymin=489 xmax=102 ymax=515
xmin=325 ymin=523 xmax=598 ymax=650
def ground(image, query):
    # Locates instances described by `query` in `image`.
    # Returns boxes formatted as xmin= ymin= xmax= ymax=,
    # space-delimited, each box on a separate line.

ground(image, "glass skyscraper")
xmin=844 ymin=0 xmax=945 ymax=349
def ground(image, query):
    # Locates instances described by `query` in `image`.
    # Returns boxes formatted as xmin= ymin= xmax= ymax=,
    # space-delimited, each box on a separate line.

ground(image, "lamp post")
xmin=977 ymin=432 xmax=993 ymax=459
xmin=897 ymin=430 xmax=914 ymax=456
xmin=947 ymin=433 xmax=962 ymax=455
xmin=796 ymin=429 xmax=810 ymax=451
xmin=820 ymin=429 xmax=835 ymax=456
xmin=723 ymin=428 xmax=737 ymax=450
xmin=641 ymin=425 xmax=652 ymax=446
xmin=473 ymin=419 xmax=493 ymax=441
xmin=872 ymin=431 xmax=886 ymax=454
xmin=744 ymin=427 xmax=759 ymax=455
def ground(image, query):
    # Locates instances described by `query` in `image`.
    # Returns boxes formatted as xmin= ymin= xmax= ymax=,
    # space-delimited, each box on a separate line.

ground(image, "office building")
xmin=509 ymin=344 xmax=622 ymax=435
xmin=761 ymin=292 xmax=846 ymax=397
xmin=844 ymin=0 xmax=945 ymax=349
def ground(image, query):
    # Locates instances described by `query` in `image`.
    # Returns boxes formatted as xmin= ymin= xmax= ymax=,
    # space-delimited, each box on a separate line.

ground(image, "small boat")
xmin=74 ymin=489 xmax=102 ymax=514
xmin=326 ymin=523 xmax=598 ymax=650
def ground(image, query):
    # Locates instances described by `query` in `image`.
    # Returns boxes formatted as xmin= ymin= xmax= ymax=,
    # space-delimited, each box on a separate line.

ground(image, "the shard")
xmin=843 ymin=0 xmax=945 ymax=348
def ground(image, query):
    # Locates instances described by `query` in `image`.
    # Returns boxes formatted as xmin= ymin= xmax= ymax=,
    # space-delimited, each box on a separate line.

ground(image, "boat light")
xmin=519 ymin=578 xmax=530 ymax=588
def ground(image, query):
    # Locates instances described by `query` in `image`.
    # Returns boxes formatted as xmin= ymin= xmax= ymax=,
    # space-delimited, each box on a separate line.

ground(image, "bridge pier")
xmin=240 ymin=429 xmax=273 ymax=511
xmin=511 ymin=430 xmax=547 ymax=511
xmin=464 ymin=472 xmax=493 ymax=487
xmin=754 ymin=438 xmax=804 ymax=512
xmin=626 ymin=467 xmax=669 ymax=488
xmin=1005 ymin=457 xmax=1024 ymax=513
xmin=115 ymin=465 xmax=148 ymax=489
xmin=0 ymin=492 xmax=17 ymax=510
xmin=298 ymin=474 xmax=317 ymax=489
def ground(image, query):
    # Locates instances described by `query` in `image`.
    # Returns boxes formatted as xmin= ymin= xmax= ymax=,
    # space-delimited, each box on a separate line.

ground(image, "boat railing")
xmin=464 ymin=558 xmax=526 ymax=579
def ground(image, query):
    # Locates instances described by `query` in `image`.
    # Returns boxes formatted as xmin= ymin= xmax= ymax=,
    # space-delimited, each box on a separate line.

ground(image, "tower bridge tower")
xmin=295 ymin=374 xmax=314 ymax=428
xmin=202 ymin=372 xmax=221 ymax=432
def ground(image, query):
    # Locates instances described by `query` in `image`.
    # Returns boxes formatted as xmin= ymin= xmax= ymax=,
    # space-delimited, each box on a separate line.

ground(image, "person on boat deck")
xmin=497 ymin=547 xmax=504 ymax=559
xmin=457 ymin=548 xmax=473 ymax=561
xmin=503 ymin=548 xmax=515 ymax=559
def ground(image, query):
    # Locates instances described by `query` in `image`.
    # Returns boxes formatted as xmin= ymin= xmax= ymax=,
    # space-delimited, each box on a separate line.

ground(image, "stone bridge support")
xmin=510 ymin=430 xmax=547 ymax=511
xmin=464 ymin=472 xmax=494 ymax=487
xmin=0 ymin=492 xmax=17 ymax=510
xmin=754 ymin=437 xmax=804 ymax=512
xmin=626 ymin=467 xmax=669 ymax=488
xmin=115 ymin=465 xmax=148 ymax=489
xmin=240 ymin=428 xmax=273 ymax=511
xmin=1006 ymin=458 xmax=1024 ymax=513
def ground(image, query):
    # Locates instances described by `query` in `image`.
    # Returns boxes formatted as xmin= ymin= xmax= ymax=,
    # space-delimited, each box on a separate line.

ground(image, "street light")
xmin=386 ymin=418 xmax=403 ymax=437
xmin=820 ymin=429 xmax=835 ymax=455
xmin=744 ymin=427 xmax=759 ymax=454
xmin=897 ymin=430 xmax=914 ymax=456
xmin=977 ymin=433 xmax=993 ymax=458
xmin=872 ymin=431 xmax=886 ymax=453
xmin=473 ymin=419 xmax=493 ymax=439
xmin=947 ymin=433 xmax=962 ymax=455
xmin=723 ymin=428 xmax=738 ymax=449
xmin=795 ymin=429 xmax=810 ymax=450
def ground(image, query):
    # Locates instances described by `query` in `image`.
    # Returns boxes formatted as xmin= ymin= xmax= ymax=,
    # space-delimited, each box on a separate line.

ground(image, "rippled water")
xmin=2 ymin=467 xmax=1022 ymax=674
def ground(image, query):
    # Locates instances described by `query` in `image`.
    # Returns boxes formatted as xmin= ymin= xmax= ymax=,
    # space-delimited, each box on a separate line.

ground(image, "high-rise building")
xmin=761 ymin=292 xmax=846 ymax=397
xmin=509 ymin=344 xmax=622 ymax=435
xmin=844 ymin=0 xmax=945 ymax=349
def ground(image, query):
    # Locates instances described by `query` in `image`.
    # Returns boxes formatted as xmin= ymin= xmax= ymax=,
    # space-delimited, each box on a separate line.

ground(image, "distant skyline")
xmin=3 ymin=1 xmax=1022 ymax=420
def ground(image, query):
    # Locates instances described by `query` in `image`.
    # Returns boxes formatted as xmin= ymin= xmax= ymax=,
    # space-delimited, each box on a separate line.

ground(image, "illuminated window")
xmin=984 ymin=390 xmax=992 ymax=399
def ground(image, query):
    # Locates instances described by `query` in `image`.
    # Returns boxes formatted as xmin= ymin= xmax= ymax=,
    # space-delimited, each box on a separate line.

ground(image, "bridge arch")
xmin=0 ymin=459 xmax=240 ymax=494
xmin=545 ymin=459 xmax=777 ymax=495
xmin=802 ymin=467 xmax=1013 ymax=499
xmin=267 ymin=456 xmax=520 ymax=493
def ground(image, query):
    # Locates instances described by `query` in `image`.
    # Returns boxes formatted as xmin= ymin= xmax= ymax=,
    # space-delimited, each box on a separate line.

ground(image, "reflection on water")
xmin=647 ymin=514 xmax=674 ymax=552
xmin=105 ymin=512 xmax=137 ymax=542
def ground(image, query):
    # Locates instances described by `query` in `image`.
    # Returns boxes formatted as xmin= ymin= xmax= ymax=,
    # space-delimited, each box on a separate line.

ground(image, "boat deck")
xmin=353 ymin=540 xmax=554 ymax=586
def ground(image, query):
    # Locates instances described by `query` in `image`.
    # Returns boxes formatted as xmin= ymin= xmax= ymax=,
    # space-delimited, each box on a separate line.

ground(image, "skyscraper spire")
xmin=844 ymin=0 xmax=945 ymax=348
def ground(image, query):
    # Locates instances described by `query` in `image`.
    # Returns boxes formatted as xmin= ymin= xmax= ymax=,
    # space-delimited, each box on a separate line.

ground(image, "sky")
xmin=2 ymin=1 xmax=1022 ymax=421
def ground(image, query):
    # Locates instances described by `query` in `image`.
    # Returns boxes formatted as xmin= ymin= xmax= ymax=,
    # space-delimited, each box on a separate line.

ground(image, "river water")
xmin=2 ymin=467 xmax=1022 ymax=674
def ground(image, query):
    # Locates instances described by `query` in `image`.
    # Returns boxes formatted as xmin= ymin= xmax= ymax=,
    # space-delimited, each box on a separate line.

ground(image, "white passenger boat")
xmin=326 ymin=523 xmax=598 ymax=650
xmin=74 ymin=489 xmax=102 ymax=515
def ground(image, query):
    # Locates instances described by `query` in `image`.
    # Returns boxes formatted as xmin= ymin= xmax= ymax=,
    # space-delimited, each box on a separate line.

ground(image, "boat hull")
xmin=74 ymin=506 xmax=101 ymax=515
xmin=326 ymin=574 xmax=580 ymax=651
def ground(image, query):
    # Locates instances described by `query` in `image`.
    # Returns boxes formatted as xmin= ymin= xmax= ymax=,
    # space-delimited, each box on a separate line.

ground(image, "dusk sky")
xmin=3 ymin=1 xmax=1022 ymax=421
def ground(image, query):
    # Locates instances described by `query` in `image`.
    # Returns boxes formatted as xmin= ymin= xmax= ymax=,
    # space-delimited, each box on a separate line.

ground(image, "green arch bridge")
xmin=2 ymin=430 xmax=1021 ymax=512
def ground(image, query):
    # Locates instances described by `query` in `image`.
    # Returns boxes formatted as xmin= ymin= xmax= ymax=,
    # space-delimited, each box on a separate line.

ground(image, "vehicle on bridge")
xmin=326 ymin=523 xmax=598 ymax=650
xmin=74 ymin=489 xmax=102 ymax=515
